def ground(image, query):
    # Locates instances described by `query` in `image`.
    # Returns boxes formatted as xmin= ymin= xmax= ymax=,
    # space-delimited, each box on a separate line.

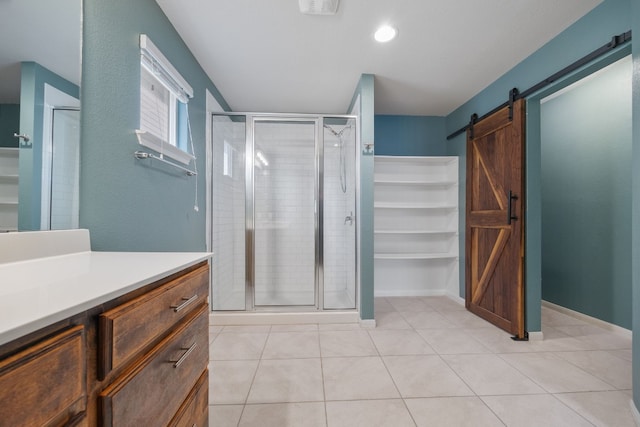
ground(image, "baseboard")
xmin=542 ymin=300 xmax=632 ymax=339
xmin=631 ymin=399 xmax=640 ymax=427
xmin=374 ymin=289 xmax=447 ymax=297
xmin=210 ymin=311 xmax=360 ymax=326
xmin=528 ymin=331 xmax=544 ymax=341
xmin=359 ymin=319 xmax=376 ymax=329
xmin=445 ymin=292 xmax=465 ymax=306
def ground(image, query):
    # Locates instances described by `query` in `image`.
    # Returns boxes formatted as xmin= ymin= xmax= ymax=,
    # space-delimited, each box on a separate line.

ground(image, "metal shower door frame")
xmin=246 ymin=115 xmax=322 ymax=311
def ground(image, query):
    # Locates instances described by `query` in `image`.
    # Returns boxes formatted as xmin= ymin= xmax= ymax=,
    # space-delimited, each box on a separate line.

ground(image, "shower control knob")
xmin=344 ymin=212 xmax=354 ymax=225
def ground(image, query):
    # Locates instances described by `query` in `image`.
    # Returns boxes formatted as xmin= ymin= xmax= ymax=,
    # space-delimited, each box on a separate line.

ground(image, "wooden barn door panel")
xmin=465 ymin=99 xmax=525 ymax=338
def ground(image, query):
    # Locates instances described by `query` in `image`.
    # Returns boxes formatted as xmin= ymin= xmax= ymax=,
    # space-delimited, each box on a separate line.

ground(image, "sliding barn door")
xmin=465 ymin=99 xmax=525 ymax=338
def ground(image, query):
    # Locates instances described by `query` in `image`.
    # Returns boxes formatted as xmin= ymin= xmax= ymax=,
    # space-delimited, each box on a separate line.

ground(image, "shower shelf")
xmin=374 ymin=155 xmax=459 ymax=297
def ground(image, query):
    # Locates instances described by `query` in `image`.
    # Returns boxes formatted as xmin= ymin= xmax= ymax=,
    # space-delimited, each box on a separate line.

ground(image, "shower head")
xmin=324 ymin=124 xmax=352 ymax=138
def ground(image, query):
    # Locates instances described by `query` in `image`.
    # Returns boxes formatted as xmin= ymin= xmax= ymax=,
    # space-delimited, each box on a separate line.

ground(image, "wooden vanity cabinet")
xmin=98 ymin=264 xmax=209 ymax=379
xmin=0 ymin=325 xmax=86 ymax=427
xmin=169 ymin=369 xmax=209 ymax=427
xmin=99 ymin=304 xmax=209 ymax=426
xmin=0 ymin=260 xmax=210 ymax=427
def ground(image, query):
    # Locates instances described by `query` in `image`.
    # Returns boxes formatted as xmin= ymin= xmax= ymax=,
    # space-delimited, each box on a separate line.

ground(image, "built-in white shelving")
xmin=374 ymin=155 xmax=459 ymax=297
xmin=0 ymin=148 xmax=19 ymax=232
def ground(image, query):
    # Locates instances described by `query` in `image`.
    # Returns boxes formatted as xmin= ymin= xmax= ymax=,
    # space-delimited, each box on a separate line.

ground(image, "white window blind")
xmin=136 ymin=34 xmax=195 ymax=165
xmin=140 ymin=66 xmax=171 ymax=143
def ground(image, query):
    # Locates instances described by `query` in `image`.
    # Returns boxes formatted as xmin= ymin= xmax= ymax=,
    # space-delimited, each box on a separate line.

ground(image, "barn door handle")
xmin=507 ymin=191 xmax=518 ymax=224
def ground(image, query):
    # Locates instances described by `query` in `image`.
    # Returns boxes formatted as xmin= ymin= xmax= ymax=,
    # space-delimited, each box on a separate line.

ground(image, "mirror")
xmin=0 ymin=0 xmax=81 ymax=232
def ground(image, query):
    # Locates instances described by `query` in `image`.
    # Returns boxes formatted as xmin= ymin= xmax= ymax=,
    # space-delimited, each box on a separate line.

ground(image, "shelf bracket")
xmin=134 ymin=151 xmax=197 ymax=176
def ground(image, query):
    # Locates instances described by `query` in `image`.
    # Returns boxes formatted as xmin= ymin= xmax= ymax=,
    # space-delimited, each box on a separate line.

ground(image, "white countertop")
xmin=0 ymin=251 xmax=211 ymax=346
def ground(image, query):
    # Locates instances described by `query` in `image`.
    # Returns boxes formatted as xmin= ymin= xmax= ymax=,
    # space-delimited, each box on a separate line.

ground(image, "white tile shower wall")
xmin=323 ymin=127 xmax=356 ymax=307
xmin=50 ymin=110 xmax=80 ymax=230
xmin=212 ymin=119 xmax=246 ymax=310
xmin=254 ymin=129 xmax=316 ymax=303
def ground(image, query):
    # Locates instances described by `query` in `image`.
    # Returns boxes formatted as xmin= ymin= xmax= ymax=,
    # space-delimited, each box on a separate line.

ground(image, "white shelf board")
xmin=0 ymin=199 xmax=18 ymax=206
xmin=374 ymin=203 xmax=457 ymax=209
xmin=0 ymin=175 xmax=19 ymax=181
xmin=374 ymin=179 xmax=457 ymax=186
xmin=375 ymin=229 xmax=458 ymax=235
xmin=375 ymin=155 xmax=457 ymax=163
xmin=374 ymin=252 xmax=458 ymax=260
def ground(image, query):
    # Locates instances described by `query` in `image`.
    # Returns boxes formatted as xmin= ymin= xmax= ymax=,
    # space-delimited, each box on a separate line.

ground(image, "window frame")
xmin=136 ymin=34 xmax=194 ymax=165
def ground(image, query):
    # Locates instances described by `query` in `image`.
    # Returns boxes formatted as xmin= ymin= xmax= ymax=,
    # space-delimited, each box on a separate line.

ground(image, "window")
xmin=223 ymin=141 xmax=233 ymax=177
xmin=136 ymin=34 xmax=194 ymax=165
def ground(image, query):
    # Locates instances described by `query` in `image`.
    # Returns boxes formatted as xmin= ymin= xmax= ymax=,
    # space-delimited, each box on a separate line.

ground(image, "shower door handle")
xmin=344 ymin=211 xmax=354 ymax=225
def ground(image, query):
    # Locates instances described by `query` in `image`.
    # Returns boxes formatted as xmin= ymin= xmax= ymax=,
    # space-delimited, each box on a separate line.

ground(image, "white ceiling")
xmin=0 ymin=0 xmax=81 ymax=103
xmin=157 ymin=0 xmax=603 ymax=116
xmin=0 ymin=0 xmax=602 ymax=114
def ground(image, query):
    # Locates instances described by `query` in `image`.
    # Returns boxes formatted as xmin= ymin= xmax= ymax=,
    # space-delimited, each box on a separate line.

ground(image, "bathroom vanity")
xmin=0 ymin=230 xmax=211 ymax=426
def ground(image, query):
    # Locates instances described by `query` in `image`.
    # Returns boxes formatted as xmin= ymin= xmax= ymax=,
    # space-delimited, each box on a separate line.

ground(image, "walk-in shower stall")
xmin=211 ymin=114 xmax=358 ymax=313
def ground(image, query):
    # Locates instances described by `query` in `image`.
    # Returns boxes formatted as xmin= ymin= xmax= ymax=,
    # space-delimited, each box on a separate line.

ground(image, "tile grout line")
xmin=318 ymin=327 xmax=329 ymax=427
xmin=236 ymin=325 xmax=272 ymax=424
xmin=210 ymin=297 xmax=631 ymax=425
xmin=373 ymin=328 xmax=420 ymax=427
xmin=496 ymin=350 xmax=620 ymax=393
xmin=488 ymin=339 xmax=607 ymax=426
xmin=552 ymin=350 xmax=630 ymax=391
xmin=411 ymin=302 xmax=518 ymax=427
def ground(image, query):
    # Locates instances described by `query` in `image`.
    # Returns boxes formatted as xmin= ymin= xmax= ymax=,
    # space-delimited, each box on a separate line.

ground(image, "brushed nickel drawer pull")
xmin=171 ymin=294 xmax=198 ymax=312
xmin=171 ymin=343 xmax=197 ymax=368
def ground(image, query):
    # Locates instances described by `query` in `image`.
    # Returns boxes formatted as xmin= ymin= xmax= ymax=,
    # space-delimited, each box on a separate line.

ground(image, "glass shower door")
xmin=253 ymin=120 xmax=317 ymax=306
xmin=211 ymin=115 xmax=247 ymax=310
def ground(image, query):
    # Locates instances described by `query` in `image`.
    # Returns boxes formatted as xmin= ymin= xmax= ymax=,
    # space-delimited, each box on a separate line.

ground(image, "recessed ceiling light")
xmin=374 ymin=25 xmax=397 ymax=43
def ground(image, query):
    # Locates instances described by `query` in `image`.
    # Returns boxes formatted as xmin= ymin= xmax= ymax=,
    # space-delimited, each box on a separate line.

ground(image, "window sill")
xmin=135 ymin=130 xmax=195 ymax=165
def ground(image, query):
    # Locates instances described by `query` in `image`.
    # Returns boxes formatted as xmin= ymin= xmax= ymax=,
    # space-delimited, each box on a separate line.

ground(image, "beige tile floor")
xmin=208 ymin=296 xmax=634 ymax=427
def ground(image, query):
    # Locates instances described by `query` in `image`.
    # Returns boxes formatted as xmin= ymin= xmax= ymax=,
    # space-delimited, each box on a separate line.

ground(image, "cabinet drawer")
xmin=169 ymin=369 xmax=209 ymax=427
xmin=100 ymin=304 xmax=209 ymax=427
xmin=99 ymin=263 xmax=208 ymax=377
xmin=0 ymin=326 xmax=86 ymax=427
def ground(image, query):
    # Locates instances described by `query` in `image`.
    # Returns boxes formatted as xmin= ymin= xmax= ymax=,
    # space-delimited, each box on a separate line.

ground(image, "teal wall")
xmin=374 ymin=115 xmax=446 ymax=156
xmin=0 ymin=104 xmax=19 ymax=148
xmin=631 ymin=0 xmax=640 ymax=414
xmin=18 ymin=62 xmax=79 ymax=231
xmin=540 ymin=57 xmax=632 ymax=329
xmin=81 ymin=0 xmax=229 ymax=251
xmin=445 ymin=0 xmax=631 ymax=332
xmin=349 ymin=74 xmax=375 ymax=320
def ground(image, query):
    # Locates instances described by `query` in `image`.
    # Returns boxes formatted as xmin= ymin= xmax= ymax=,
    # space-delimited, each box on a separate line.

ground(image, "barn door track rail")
xmin=447 ymin=31 xmax=631 ymax=141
